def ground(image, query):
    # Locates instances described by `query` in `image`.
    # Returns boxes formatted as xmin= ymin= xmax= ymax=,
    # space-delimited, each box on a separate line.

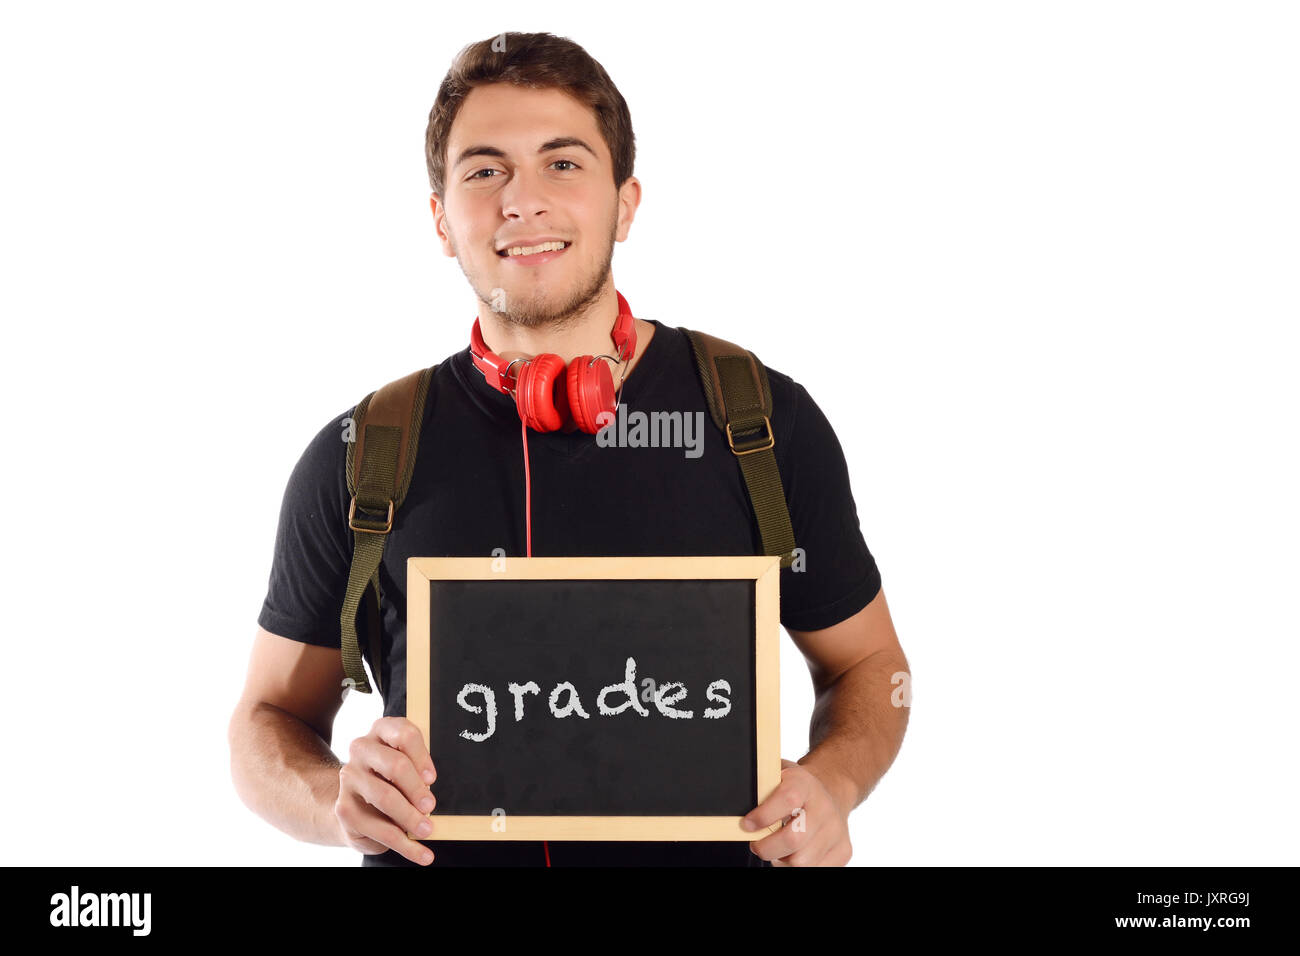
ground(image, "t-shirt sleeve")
xmin=256 ymin=410 xmax=355 ymax=647
xmin=775 ymin=381 xmax=883 ymax=632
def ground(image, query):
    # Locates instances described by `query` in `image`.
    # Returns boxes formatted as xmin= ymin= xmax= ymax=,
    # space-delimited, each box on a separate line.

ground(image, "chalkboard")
xmin=406 ymin=556 xmax=781 ymax=841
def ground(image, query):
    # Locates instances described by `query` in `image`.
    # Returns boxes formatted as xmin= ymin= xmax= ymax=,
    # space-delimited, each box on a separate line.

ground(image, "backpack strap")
xmin=678 ymin=328 xmax=798 ymax=569
xmin=340 ymin=364 xmax=437 ymax=695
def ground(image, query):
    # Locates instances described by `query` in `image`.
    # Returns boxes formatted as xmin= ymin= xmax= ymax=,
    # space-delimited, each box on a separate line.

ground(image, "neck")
xmin=477 ymin=283 xmax=621 ymax=364
xmin=476 ymin=283 xmax=655 ymax=380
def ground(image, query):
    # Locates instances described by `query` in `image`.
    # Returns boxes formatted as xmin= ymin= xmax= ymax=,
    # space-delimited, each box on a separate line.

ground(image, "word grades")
xmin=455 ymin=656 xmax=732 ymax=742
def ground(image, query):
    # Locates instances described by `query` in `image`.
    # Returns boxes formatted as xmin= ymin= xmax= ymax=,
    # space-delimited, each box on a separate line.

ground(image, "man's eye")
xmin=468 ymin=161 xmax=578 ymax=181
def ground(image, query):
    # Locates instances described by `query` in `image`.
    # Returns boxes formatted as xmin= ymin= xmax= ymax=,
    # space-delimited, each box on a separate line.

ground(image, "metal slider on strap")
xmin=726 ymin=416 xmax=775 ymax=456
xmin=348 ymin=496 xmax=394 ymax=534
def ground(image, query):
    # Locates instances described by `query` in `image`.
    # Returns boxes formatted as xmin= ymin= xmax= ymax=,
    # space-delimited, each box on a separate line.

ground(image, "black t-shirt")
xmin=257 ymin=319 xmax=882 ymax=867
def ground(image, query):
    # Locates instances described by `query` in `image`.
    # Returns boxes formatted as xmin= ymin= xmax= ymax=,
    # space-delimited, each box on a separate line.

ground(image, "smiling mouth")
xmin=496 ymin=240 xmax=572 ymax=258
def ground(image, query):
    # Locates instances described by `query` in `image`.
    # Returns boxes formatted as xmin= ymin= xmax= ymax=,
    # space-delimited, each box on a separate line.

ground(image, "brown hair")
xmin=425 ymin=31 xmax=636 ymax=198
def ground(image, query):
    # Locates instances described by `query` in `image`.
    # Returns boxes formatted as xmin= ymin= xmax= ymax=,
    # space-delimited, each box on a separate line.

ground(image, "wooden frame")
xmin=406 ymin=555 xmax=782 ymax=840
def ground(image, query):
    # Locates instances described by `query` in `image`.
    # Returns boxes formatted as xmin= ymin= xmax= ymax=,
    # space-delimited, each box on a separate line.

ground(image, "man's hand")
xmin=742 ymin=759 xmax=852 ymax=866
xmin=335 ymin=717 xmax=439 ymax=865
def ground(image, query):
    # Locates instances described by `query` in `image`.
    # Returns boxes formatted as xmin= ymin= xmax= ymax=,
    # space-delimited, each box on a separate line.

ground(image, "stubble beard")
xmin=450 ymin=218 xmax=618 ymax=333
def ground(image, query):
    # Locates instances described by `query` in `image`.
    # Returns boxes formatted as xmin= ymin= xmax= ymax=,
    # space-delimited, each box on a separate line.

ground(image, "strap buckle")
xmin=726 ymin=416 xmax=775 ymax=456
xmin=348 ymin=496 xmax=394 ymax=534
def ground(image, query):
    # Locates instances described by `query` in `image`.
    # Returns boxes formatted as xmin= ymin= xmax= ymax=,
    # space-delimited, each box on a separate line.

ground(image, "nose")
xmin=498 ymin=165 xmax=553 ymax=219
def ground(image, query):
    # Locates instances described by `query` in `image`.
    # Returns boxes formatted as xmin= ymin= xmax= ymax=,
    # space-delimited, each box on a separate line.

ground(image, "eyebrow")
xmin=452 ymin=136 xmax=599 ymax=171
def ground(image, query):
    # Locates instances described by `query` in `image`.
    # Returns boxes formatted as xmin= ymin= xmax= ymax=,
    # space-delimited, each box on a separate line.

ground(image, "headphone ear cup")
xmin=515 ymin=353 xmax=569 ymax=432
xmin=566 ymin=355 xmax=616 ymax=435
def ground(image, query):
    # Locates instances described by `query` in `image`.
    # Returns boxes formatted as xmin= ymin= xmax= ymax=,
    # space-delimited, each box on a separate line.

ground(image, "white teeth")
xmin=504 ymin=241 xmax=568 ymax=257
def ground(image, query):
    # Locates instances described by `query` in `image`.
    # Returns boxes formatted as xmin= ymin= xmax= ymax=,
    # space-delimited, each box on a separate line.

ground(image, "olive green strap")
xmin=340 ymin=365 xmax=436 ymax=696
xmin=716 ymin=356 xmax=798 ymax=566
xmin=341 ymin=423 xmax=401 ymax=695
xmin=680 ymin=328 xmax=798 ymax=568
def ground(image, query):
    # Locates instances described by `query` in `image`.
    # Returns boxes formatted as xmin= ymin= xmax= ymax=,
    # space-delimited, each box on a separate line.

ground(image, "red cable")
xmin=522 ymin=420 xmax=532 ymax=558
xmin=521 ymin=420 xmax=551 ymax=868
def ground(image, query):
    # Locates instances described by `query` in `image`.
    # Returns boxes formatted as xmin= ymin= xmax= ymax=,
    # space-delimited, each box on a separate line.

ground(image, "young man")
xmin=229 ymin=31 xmax=909 ymax=867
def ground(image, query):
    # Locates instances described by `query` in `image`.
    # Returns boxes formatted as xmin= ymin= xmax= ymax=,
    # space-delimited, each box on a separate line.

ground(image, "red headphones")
xmin=469 ymin=290 xmax=638 ymax=434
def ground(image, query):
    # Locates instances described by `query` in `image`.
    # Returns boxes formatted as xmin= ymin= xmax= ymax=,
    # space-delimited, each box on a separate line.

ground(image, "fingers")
xmin=348 ymin=833 xmax=394 ymax=856
xmin=349 ymin=722 xmax=435 ymax=817
xmin=751 ymin=809 xmax=850 ymax=865
xmin=744 ymin=778 xmax=807 ymax=861
xmin=761 ymin=818 xmax=846 ymax=866
xmin=749 ymin=813 xmax=806 ymax=862
xmin=789 ymin=830 xmax=853 ymax=867
xmin=374 ymin=717 xmax=438 ymax=791
xmin=742 ymin=769 xmax=806 ymax=834
xmin=335 ymin=717 xmax=439 ymax=866
xmin=352 ymin=760 xmax=437 ymax=838
xmin=336 ymin=787 xmax=436 ymax=865
xmin=744 ymin=763 xmax=849 ymax=865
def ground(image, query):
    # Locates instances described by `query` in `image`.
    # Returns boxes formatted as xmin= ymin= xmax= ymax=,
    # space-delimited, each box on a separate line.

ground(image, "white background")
xmin=1 ymin=1 xmax=1295 ymax=866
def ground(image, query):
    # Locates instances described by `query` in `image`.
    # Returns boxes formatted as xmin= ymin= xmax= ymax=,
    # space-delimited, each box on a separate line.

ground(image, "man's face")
xmin=432 ymin=83 xmax=640 ymax=328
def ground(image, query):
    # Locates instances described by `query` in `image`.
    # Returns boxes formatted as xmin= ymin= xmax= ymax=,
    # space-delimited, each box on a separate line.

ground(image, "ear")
xmin=429 ymin=194 xmax=455 ymax=258
xmin=615 ymin=176 xmax=642 ymax=243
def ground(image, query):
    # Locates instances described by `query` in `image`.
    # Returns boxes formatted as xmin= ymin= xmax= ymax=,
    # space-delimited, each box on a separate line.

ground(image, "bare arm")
xmin=745 ymin=586 xmax=910 ymax=864
xmin=228 ymin=626 xmax=440 ymax=864
xmin=227 ymin=627 xmax=350 ymax=847
xmin=787 ymin=587 xmax=911 ymax=814
xmin=743 ymin=590 xmax=915 ymax=868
